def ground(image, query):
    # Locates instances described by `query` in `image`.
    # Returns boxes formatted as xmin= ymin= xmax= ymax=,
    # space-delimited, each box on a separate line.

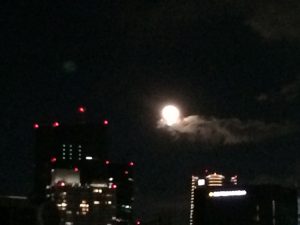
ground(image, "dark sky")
xmin=1 ymin=0 xmax=300 ymax=223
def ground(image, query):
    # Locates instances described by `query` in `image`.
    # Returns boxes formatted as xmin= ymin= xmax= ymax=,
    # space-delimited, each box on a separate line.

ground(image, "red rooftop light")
xmin=33 ymin=123 xmax=39 ymax=129
xmin=112 ymin=184 xmax=117 ymax=189
xmin=78 ymin=106 xmax=86 ymax=113
xmin=50 ymin=157 xmax=57 ymax=163
xmin=74 ymin=167 xmax=79 ymax=172
xmin=105 ymin=160 xmax=110 ymax=165
xmin=52 ymin=121 xmax=60 ymax=127
xmin=129 ymin=161 xmax=135 ymax=166
xmin=103 ymin=120 xmax=109 ymax=125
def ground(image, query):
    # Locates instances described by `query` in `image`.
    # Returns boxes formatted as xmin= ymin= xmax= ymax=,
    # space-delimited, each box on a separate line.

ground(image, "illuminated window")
xmin=208 ymin=190 xmax=247 ymax=197
xmin=93 ymin=189 xmax=102 ymax=193
xmin=79 ymin=200 xmax=89 ymax=214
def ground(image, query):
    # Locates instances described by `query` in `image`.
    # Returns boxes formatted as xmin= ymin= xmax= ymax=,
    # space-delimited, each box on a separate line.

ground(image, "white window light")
xmin=208 ymin=190 xmax=247 ymax=198
xmin=85 ymin=156 xmax=93 ymax=160
xmin=197 ymin=179 xmax=205 ymax=186
xmin=94 ymin=201 xmax=100 ymax=205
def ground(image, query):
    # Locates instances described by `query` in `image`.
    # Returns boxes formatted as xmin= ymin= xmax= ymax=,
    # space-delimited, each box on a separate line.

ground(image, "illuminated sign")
xmin=197 ymin=179 xmax=205 ymax=186
xmin=208 ymin=190 xmax=247 ymax=197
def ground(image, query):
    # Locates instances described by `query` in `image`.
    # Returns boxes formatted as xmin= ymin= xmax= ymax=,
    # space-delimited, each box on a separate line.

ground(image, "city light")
xmin=33 ymin=123 xmax=39 ymax=129
xmin=50 ymin=157 xmax=57 ymax=163
xmin=129 ymin=161 xmax=135 ymax=166
xmin=85 ymin=156 xmax=93 ymax=160
xmin=103 ymin=120 xmax=109 ymax=125
xmin=208 ymin=190 xmax=247 ymax=198
xmin=52 ymin=121 xmax=60 ymax=127
xmin=105 ymin=160 xmax=110 ymax=165
xmin=78 ymin=106 xmax=86 ymax=113
xmin=197 ymin=179 xmax=205 ymax=186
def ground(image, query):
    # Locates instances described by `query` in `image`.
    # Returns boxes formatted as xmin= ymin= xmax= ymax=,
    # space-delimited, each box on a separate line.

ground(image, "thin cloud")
xmin=257 ymin=76 xmax=300 ymax=103
xmin=158 ymin=115 xmax=295 ymax=145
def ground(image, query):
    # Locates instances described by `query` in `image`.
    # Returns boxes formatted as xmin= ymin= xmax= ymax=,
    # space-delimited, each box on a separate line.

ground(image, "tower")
xmin=32 ymin=107 xmax=135 ymax=225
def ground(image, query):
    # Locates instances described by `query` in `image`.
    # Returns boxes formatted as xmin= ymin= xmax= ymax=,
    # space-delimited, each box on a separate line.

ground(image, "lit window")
xmin=86 ymin=156 xmax=93 ymax=160
xmin=109 ymin=177 xmax=114 ymax=181
xmin=197 ymin=179 xmax=205 ymax=186
xmin=94 ymin=201 xmax=100 ymax=205
xmin=65 ymin=222 xmax=73 ymax=225
xmin=93 ymin=189 xmax=102 ymax=193
xmin=107 ymin=201 xmax=112 ymax=205
xmin=208 ymin=190 xmax=247 ymax=197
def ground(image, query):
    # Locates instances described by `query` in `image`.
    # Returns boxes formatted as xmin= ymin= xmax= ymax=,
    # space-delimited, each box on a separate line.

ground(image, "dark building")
xmin=191 ymin=174 xmax=298 ymax=225
xmin=0 ymin=196 xmax=36 ymax=225
xmin=33 ymin=111 xmax=135 ymax=225
xmin=106 ymin=162 xmax=135 ymax=225
xmin=33 ymin=121 xmax=109 ymax=201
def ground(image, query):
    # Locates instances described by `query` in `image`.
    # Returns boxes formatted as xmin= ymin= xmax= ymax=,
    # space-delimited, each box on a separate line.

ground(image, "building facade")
xmin=190 ymin=173 xmax=297 ymax=225
xmin=33 ymin=115 xmax=134 ymax=225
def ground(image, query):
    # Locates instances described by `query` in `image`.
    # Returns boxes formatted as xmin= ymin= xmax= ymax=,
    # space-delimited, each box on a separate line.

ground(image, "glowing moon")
xmin=161 ymin=105 xmax=180 ymax=126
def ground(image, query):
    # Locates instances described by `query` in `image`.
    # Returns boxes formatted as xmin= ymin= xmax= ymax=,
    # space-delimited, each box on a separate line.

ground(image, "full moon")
xmin=161 ymin=105 xmax=180 ymax=126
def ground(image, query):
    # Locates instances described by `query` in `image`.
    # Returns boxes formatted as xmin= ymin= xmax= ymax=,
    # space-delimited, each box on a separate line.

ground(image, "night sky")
xmin=1 ymin=0 xmax=300 ymax=223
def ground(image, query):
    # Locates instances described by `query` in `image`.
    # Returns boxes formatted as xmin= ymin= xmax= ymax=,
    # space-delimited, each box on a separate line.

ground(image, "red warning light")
xmin=33 ymin=123 xmax=39 ymax=129
xmin=74 ymin=167 xmax=79 ymax=172
xmin=78 ymin=106 xmax=86 ymax=113
xmin=105 ymin=160 xmax=110 ymax=165
xmin=50 ymin=157 xmax=57 ymax=163
xmin=103 ymin=120 xmax=109 ymax=125
xmin=52 ymin=121 xmax=60 ymax=127
xmin=112 ymin=184 xmax=117 ymax=189
xmin=129 ymin=161 xmax=135 ymax=167
xmin=57 ymin=181 xmax=66 ymax=187
xmin=136 ymin=220 xmax=141 ymax=225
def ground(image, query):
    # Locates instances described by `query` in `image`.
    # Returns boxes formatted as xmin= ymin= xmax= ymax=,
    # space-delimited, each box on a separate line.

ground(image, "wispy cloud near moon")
xmin=158 ymin=115 xmax=296 ymax=145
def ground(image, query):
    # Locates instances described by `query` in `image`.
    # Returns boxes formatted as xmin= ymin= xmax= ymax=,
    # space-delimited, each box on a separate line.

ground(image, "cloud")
xmin=134 ymin=0 xmax=300 ymax=41
xmin=257 ymin=76 xmax=300 ymax=103
xmin=158 ymin=115 xmax=295 ymax=145
xmin=247 ymin=0 xmax=300 ymax=40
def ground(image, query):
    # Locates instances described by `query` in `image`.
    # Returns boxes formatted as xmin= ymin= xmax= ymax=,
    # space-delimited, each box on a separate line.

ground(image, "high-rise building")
xmin=190 ymin=173 xmax=298 ymax=225
xmin=33 ymin=108 xmax=135 ymax=225
xmin=34 ymin=121 xmax=109 ymax=201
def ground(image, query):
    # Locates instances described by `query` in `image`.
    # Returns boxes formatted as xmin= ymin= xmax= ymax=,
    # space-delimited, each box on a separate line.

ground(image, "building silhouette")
xmin=32 ymin=109 xmax=135 ymax=225
xmin=190 ymin=173 xmax=297 ymax=225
